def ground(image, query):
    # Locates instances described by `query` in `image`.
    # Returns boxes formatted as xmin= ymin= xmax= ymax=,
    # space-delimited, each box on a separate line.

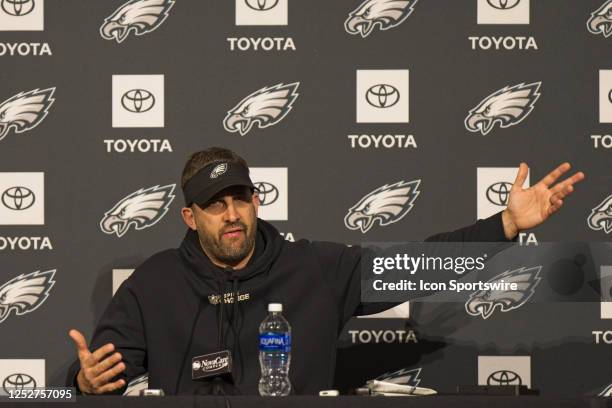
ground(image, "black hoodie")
xmin=66 ymin=212 xmax=509 ymax=395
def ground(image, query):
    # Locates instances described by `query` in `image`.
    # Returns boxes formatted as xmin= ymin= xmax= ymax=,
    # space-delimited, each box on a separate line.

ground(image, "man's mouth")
xmin=222 ymin=228 xmax=244 ymax=239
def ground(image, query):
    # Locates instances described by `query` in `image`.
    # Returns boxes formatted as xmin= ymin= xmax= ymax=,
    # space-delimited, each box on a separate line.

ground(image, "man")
xmin=66 ymin=147 xmax=584 ymax=395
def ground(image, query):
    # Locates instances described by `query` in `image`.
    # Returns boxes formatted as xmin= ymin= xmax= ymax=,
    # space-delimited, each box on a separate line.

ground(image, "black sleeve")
xmin=65 ymin=279 xmax=147 ymax=395
xmin=424 ymin=211 xmax=510 ymax=242
xmin=312 ymin=211 xmax=514 ymax=323
xmin=311 ymin=241 xmax=363 ymax=331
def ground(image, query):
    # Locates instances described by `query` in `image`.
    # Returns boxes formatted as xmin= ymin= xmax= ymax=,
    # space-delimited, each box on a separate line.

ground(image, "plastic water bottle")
xmin=258 ymin=303 xmax=291 ymax=396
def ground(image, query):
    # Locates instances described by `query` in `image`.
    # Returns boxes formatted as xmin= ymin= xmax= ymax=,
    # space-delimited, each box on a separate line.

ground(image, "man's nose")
xmin=224 ymin=198 xmax=240 ymax=222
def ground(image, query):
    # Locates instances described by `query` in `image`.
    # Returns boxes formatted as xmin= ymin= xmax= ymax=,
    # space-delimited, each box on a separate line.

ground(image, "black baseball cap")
xmin=182 ymin=161 xmax=255 ymax=207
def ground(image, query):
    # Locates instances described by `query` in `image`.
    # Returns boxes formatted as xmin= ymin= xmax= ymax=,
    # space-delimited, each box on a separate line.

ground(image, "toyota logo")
xmin=244 ymin=0 xmax=279 ymax=11
xmin=1 ymin=0 xmax=35 ymax=16
xmin=486 ymin=370 xmax=522 ymax=386
xmin=1 ymin=186 xmax=35 ymax=210
xmin=121 ymin=89 xmax=155 ymax=113
xmin=486 ymin=0 xmax=521 ymax=10
xmin=486 ymin=182 xmax=513 ymax=206
xmin=366 ymin=84 xmax=400 ymax=108
xmin=2 ymin=373 xmax=36 ymax=394
xmin=254 ymin=182 xmax=279 ymax=206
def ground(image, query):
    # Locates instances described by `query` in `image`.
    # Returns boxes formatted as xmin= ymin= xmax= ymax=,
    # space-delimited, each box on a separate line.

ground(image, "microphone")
xmin=191 ymin=266 xmax=237 ymax=395
xmin=191 ymin=350 xmax=235 ymax=395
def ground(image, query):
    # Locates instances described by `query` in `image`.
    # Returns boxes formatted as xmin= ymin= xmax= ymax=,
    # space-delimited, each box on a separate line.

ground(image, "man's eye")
xmin=207 ymin=201 xmax=226 ymax=211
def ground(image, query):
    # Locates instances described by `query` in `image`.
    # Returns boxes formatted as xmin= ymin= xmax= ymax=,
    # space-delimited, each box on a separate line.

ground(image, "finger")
xmin=92 ymin=362 xmax=126 ymax=388
xmin=550 ymin=179 xmax=572 ymax=196
xmin=69 ymin=330 xmax=91 ymax=363
xmin=550 ymin=188 xmax=566 ymax=204
xmin=550 ymin=183 xmax=574 ymax=201
xmin=550 ymin=172 xmax=585 ymax=194
xmin=85 ymin=343 xmax=115 ymax=367
xmin=538 ymin=162 xmax=571 ymax=187
xmin=549 ymin=199 xmax=563 ymax=215
xmin=565 ymin=171 xmax=586 ymax=186
xmin=512 ymin=162 xmax=529 ymax=190
xmin=95 ymin=379 xmax=126 ymax=395
xmin=550 ymin=196 xmax=563 ymax=208
xmin=550 ymin=193 xmax=560 ymax=204
xmin=89 ymin=352 xmax=122 ymax=378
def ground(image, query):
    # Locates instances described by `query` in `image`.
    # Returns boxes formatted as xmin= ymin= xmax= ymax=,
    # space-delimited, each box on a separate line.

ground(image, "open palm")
xmin=505 ymin=162 xmax=585 ymax=234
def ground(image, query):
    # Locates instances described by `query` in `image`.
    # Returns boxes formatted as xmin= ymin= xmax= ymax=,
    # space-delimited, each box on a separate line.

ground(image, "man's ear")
xmin=252 ymin=191 xmax=260 ymax=216
xmin=181 ymin=206 xmax=197 ymax=231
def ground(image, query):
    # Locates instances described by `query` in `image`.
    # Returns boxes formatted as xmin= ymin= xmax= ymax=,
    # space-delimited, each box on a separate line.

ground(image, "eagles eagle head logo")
xmin=587 ymin=194 xmax=612 ymax=234
xmin=588 ymin=0 xmax=612 ymax=38
xmin=465 ymin=266 xmax=542 ymax=319
xmin=465 ymin=82 xmax=541 ymax=135
xmin=344 ymin=180 xmax=420 ymax=233
xmin=223 ymin=82 xmax=299 ymax=136
xmin=100 ymin=184 xmax=175 ymax=237
xmin=345 ymin=0 xmax=418 ymax=38
xmin=0 ymin=270 xmax=56 ymax=324
xmin=210 ymin=163 xmax=228 ymax=179
xmin=375 ymin=367 xmax=422 ymax=387
xmin=0 ymin=88 xmax=55 ymax=142
xmin=100 ymin=0 xmax=175 ymax=43
xmin=599 ymin=383 xmax=612 ymax=397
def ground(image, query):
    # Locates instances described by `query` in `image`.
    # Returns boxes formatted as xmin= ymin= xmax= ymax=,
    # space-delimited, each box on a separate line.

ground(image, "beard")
xmin=198 ymin=220 xmax=256 ymax=267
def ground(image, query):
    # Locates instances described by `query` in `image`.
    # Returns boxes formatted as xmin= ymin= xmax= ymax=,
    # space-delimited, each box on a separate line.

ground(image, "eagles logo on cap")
xmin=183 ymin=161 xmax=253 ymax=207
xmin=210 ymin=163 xmax=228 ymax=179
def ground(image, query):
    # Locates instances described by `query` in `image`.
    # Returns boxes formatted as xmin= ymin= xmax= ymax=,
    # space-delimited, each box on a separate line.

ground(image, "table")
xmin=1 ymin=396 xmax=609 ymax=408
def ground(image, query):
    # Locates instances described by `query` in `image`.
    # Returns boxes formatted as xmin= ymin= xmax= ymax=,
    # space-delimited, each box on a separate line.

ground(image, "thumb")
xmin=512 ymin=162 xmax=528 ymax=190
xmin=69 ymin=329 xmax=90 ymax=361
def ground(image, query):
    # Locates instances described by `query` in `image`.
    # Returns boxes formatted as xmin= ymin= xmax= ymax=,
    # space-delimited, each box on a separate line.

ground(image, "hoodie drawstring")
xmin=218 ymin=270 xmax=243 ymax=389
xmin=230 ymin=276 xmax=244 ymax=385
xmin=217 ymin=272 xmax=228 ymax=350
xmin=211 ymin=272 xmax=231 ymax=397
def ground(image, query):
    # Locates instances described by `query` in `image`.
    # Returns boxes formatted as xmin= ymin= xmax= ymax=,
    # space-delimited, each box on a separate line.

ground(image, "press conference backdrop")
xmin=0 ymin=0 xmax=611 ymax=396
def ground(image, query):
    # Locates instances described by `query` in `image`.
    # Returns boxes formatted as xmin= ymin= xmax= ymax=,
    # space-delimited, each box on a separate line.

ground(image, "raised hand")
xmin=501 ymin=162 xmax=585 ymax=239
xmin=68 ymin=329 xmax=126 ymax=394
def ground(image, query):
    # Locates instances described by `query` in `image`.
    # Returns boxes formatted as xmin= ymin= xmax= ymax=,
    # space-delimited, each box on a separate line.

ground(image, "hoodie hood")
xmin=178 ymin=217 xmax=284 ymax=298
